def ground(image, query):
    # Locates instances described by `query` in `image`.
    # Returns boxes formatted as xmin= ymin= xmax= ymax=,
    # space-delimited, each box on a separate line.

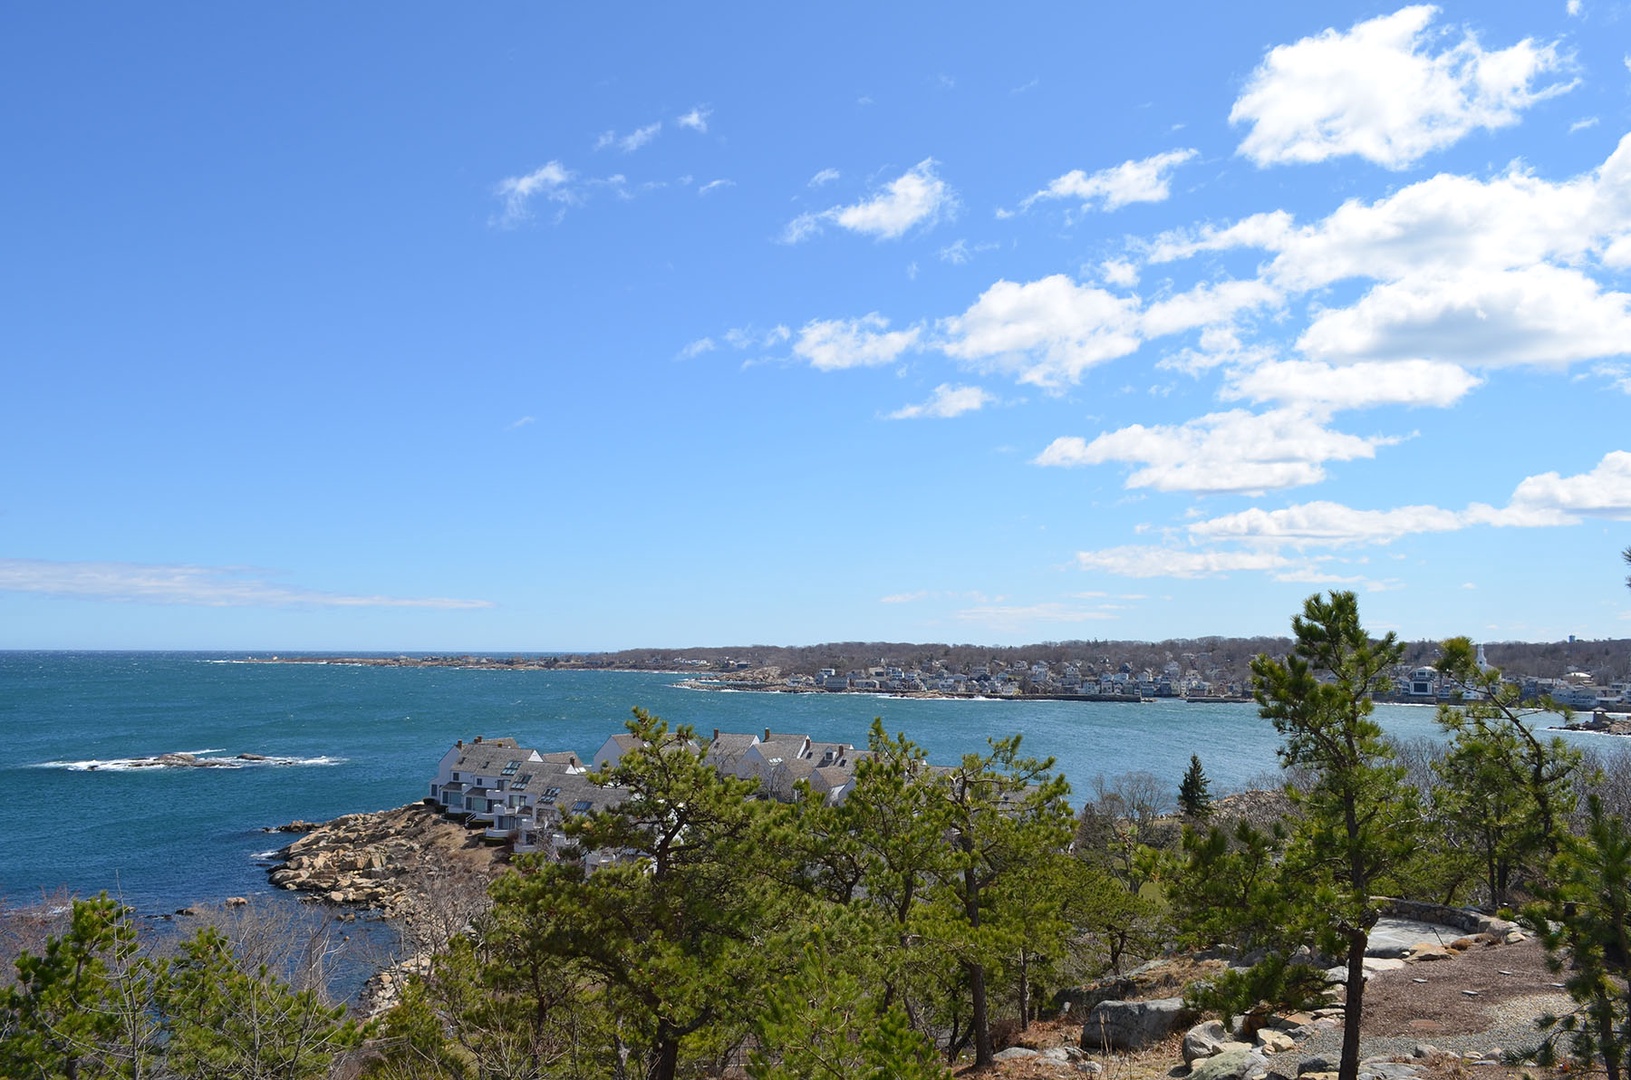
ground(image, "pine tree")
xmin=928 ymin=735 xmax=1073 ymax=1067
xmin=0 ymin=894 xmax=160 ymax=1080
xmin=159 ymin=924 xmax=362 ymax=1080
xmin=1434 ymin=635 xmax=1582 ymax=897
xmin=1251 ymin=591 xmax=1419 ymax=1080
xmin=507 ymin=707 xmax=792 ymax=1080
xmin=1526 ymin=795 xmax=1631 ymax=1080
xmin=1178 ymin=754 xmax=1212 ymax=820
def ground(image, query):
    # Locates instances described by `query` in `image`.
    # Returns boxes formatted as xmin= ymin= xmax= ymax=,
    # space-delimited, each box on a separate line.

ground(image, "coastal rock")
xmin=264 ymin=802 xmax=507 ymax=917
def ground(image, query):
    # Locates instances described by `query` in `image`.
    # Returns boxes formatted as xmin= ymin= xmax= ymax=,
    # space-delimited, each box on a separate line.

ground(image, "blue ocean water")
xmin=0 ymin=650 xmax=1590 ymax=915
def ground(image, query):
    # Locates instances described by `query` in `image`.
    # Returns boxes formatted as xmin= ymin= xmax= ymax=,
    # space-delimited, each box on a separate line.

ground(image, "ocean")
xmin=0 ymin=650 xmax=1598 ymax=915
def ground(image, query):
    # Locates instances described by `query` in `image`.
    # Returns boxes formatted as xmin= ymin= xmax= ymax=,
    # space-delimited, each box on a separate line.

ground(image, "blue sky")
xmin=4 ymin=2 xmax=1631 ymax=651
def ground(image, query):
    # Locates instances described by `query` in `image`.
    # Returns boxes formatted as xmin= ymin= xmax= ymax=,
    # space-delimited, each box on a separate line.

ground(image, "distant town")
xmin=249 ymin=634 xmax=1631 ymax=716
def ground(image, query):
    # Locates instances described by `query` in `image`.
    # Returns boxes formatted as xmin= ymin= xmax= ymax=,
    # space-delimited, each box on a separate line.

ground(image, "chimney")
xmin=456 ymin=739 xmax=464 ymax=749
xmin=474 ymin=735 xmax=483 ymax=743
xmin=764 ymin=727 xmax=771 ymax=742
xmin=713 ymin=728 xmax=720 ymax=742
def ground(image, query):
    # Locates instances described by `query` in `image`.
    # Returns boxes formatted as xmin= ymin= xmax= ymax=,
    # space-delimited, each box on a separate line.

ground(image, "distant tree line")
xmin=555 ymin=634 xmax=1631 ymax=688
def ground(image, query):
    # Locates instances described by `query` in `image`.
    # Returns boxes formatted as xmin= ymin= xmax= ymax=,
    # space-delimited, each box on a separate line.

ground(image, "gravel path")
xmin=1294 ymin=936 xmax=1575 ymax=1066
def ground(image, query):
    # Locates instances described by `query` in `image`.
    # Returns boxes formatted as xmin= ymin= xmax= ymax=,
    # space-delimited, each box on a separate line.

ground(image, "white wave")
xmin=32 ymin=753 xmax=349 ymax=772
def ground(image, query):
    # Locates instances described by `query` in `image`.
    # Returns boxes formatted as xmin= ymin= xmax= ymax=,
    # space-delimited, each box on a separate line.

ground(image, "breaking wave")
xmin=33 ymin=752 xmax=347 ymax=772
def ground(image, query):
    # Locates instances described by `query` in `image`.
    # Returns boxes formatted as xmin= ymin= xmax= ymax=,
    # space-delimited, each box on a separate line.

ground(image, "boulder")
xmin=1256 ymin=1029 xmax=1296 ymax=1054
xmin=1189 ymin=1045 xmax=1269 ymax=1080
xmin=1406 ymin=943 xmax=1453 ymax=962
xmin=1184 ymin=1020 xmax=1231 ymax=1064
xmin=1082 ymin=997 xmax=1194 ymax=1052
xmin=993 ymin=1047 xmax=1038 ymax=1062
xmin=1356 ymin=1062 xmax=1421 ymax=1080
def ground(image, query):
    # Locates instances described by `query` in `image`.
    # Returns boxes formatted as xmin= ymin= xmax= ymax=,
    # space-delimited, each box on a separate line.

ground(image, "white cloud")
xmin=597 ymin=123 xmax=662 ymax=153
xmin=808 ymin=168 xmax=841 ymax=187
xmin=1298 ymin=266 xmax=1631 ymax=368
xmin=676 ymin=106 xmax=711 ymax=133
xmin=1074 ymin=546 xmax=1296 ymax=578
xmin=698 ymin=179 xmax=735 ymax=196
xmin=1188 ymin=501 xmax=1468 ymax=545
xmin=1159 ymin=451 xmax=1631 ymax=559
xmin=938 ymin=275 xmax=1141 ymax=390
xmin=1035 ymin=408 xmax=1397 ymax=494
xmin=792 ymin=314 xmax=920 ymax=371
xmin=678 ymin=337 xmax=716 ymax=359
xmin=1145 ymin=211 xmax=1298 ymax=264
xmin=783 ymin=159 xmax=957 ymax=242
xmin=940 ymin=239 xmax=971 ymax=265
xmin=505 ymin=416 xmax=535 ymax=431
xmin=1571 ymin=117 xmax=1600 ymax=133
xmin=1567 ymin=0 xmax=1582 ymax=15
xmin=1023 ymin=149 xmax=1198 ymax=211
xmin=1506 ymin=450 xmax=1631 ymax=520
xmin=723 ymin=325 xmax=791 ymax=350
xmin=493 ymin=161 xmax=576 ymax=226
xmin=888 ymin=383 xmax=995 ymax=419
xmin=1231 ymin=6 xmax=1573 ymax=169
xmin=1223 ymin=358 xmax=1482 ymax=409
xmin=0 ymin=559 xmax=494 ymax=609
xmin=1139 ymin=279 xmax=1282 ymax=338
xmin=1100 ymin=259 xmax=1140 ymax=288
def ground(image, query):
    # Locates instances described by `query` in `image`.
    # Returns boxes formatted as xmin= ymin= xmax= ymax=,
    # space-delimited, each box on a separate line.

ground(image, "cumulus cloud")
xmin=1223 ymin=358 xmax=1482 ymax=409
xmin=676 ymin=106 xmax=711 ymax=132
xmin=1139 ymin=279 xmax=1282 ymax=338
xmin=1023 ymin=149 xmax=1198 ymax=211
xmin=1114 ymin=452 xmax=1631 ymax=572
xmin=677 ymin=337 xmax=716 ymax=360
xmin=1035 ymin=408 xmax=1398 ymax=494
xmin=1231 ymin=5 xmax=1573 ymax=169
xmin=783 ymin=159 xmax=957 ymax=242
xmin=939 ymin=274 xmax=1141 ymax=390
xmin=493 ymin=161 xmax=576 ymax=226
xmin=1188 ymin=501 xmax=1468 ymax=545
xmin=1130 ymin=135 xmax=1631 ymax=384
xmin=888 ymin=383 xmax=995 ymax=419
xmin=792 ymin=314 xmax=920 ymax=370
xmin=1505 ymin=450 xmax=1631 ymax=520
xmin=0 ymin=559 xmax=494 ymax=609
xmin=1298 ymin=266 xmax=1631 ymax=368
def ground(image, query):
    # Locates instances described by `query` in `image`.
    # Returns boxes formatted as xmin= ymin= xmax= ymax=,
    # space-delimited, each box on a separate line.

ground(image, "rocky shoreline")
xmin=264 ymin=802 xmax=507 ymax=918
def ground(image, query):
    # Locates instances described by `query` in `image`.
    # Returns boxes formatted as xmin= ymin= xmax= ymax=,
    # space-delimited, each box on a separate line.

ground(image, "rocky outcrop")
xmin=265 ymin=802 xmax=505 ymax=917
xmin=1082 ymin=997 xmax=1194 ymax=1052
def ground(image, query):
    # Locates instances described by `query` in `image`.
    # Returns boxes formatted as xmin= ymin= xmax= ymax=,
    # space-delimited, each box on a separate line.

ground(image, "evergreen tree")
xmin=511 ymin=707 xmax=792 ymax=1080
xmin=1251 ymin=591 xmax=1419 ymax=1080
xmin=748 ymin=909 xmax=948 ymax=1080
xmin=0 ymin=894 xmax=160 ymax=1080
xmin=159 ymin=924 xmax=362 ymax=1080
xmin=1434 ymin=635 xmax=1582 ymax=897
xmin=1178 ymin=754 xmax=1212 ymax=821
xmin=927 ymin=735 xmax=1072 ymax=1068
xmin=1526 ymin=795 xmax=1631 ymax=1080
